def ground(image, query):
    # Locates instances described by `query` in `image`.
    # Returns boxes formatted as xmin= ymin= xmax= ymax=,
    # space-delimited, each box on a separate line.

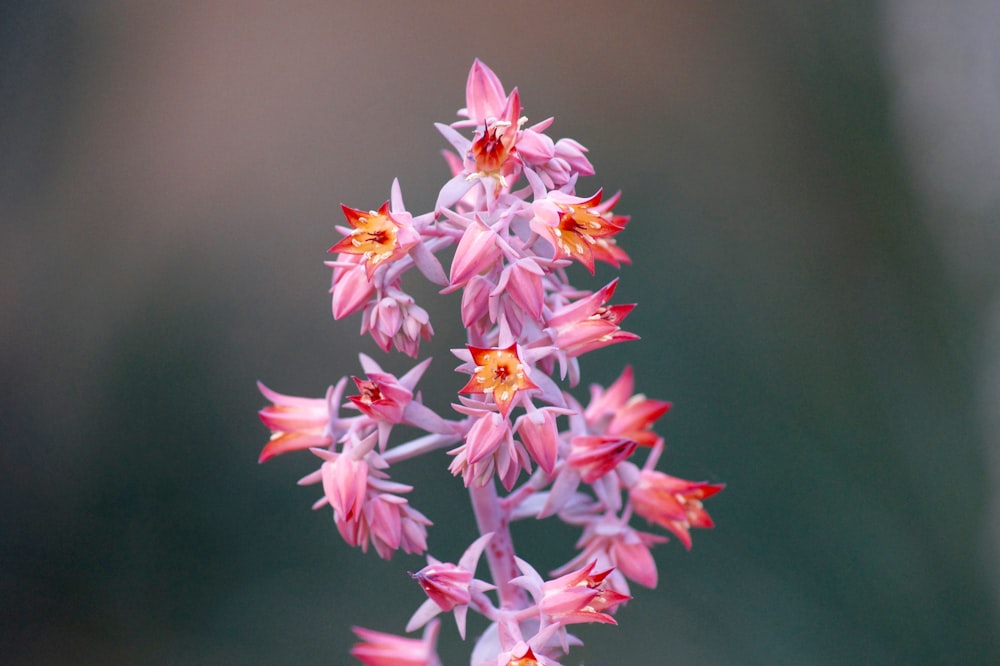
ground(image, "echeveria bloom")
xmin=330 ymin=201 xmax=418 ymax=279
xmin=631 ymin=470 xmax=724 ymax=550
xmin=566 ymin=435 xmax=638 ymax=484
xmin=256 ymin=380 xmax=342 ymax=462
xmin=583 ymin=366 xmax=671 ymax=447
xmin=351 ymin=619 xmax=441 ymax=666
xmin=531 ymin=190 xmax=629 ymax=273
xmin=407 ymin=533 xmax=495 ymax=639
xmin=459 ymin=344 xmax=539 ymax=417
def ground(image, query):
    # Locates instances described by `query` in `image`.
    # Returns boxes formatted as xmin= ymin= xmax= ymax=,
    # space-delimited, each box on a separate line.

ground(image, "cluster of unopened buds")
xmin=257 ymin=60 xmax=723 ymax=665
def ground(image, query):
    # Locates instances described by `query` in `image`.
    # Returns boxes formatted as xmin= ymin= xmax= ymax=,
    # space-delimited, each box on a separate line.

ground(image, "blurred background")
xmin=3 ymin=1 xmax=999 ymax=664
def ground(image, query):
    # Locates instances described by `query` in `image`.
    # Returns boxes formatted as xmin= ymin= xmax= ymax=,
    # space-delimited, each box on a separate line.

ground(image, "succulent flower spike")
xmin=255 ymin=59 xmax=722 ymax=666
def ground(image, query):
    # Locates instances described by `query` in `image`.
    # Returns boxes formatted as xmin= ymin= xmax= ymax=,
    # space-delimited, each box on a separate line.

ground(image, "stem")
xmin=468 ymin=479 xmax=529 ymax=610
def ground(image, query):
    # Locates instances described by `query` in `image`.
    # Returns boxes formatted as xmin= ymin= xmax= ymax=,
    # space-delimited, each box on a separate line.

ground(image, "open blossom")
xmin=531 ymin=190 xmax=629 ymax=273
xmin=630 ymin=470 xmax=725 ymax=550
xmin=352 ymin=620 xmax=441 ymax=666
xmin=583 ymin=365 xmax=672 ymax=447
xmin=545 ymin=279 xmax=638 ymax=368
xmin=458 ymin=344 xmax=539 ymax=417
xmin=514 ymin=558 xmax=630 ymax=627
xmin=330 ymin=200 xmax=419 ymax=279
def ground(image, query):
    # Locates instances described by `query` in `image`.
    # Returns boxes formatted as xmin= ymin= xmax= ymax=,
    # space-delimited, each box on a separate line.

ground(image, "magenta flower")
xmin=351 ymin=619 xmax=441 ymax=666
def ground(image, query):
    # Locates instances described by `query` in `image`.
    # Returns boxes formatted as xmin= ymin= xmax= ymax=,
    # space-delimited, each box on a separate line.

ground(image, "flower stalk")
xmin=255 ymin=59 xmax=723 ymax=666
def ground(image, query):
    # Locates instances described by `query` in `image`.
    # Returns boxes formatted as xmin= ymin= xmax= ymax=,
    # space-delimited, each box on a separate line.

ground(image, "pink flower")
xmin=448 ymin=410 xmax=530 ymax=491
xmin=361 ymin=290 xmax=434 ymax=358
xmin=514 ymin=407 xmax=562 ymax=475
xmin=530 ymin=190 xmax=629 ymax=274
xmin=540 ymin=561 xmax=629 ymax=625
xmin=305 ymin=435 xmax=432 ymax=559
xmin=630 ymin=470 xmax=724 ymax=550
xmin=555 ymin=514 xmax=667 ymax=591
xmin=329 ymin=254 xmax=377 ymax=320
xmin=460 ymin=59 xmax=507 ymax=128
xmin=566 ymin=435 xmax=637 ymax=484
xmin=514 ymin=558 xmax=630 ymax=627
xmin=351 ymin=619 xmax=441 ymax=666
xmin=350 ymin=373 xmax=412 ymax=424
xmin=458 ymin=344 xmax=539 ymax=417
xmin=461 ymin=275 xmax=494 ymax=333
xmin=256 ymin=379 xmax=344 ymax=463
xmin=546 ymin=280 xmax=638 ymax=361
xmin=329 ymin=200 xmax=419 ymax=280
xmin=407 ymin=533 xmax=495 ymax=639
xmin=584 ymin=366 xmax=671 ymax=447
xmin=448 ymin=216 xmax=502 ymax=288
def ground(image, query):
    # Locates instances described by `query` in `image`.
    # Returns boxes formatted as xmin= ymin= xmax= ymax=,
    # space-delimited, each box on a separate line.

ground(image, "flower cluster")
xmin=257 ymin=60 xmax=723 ymax=665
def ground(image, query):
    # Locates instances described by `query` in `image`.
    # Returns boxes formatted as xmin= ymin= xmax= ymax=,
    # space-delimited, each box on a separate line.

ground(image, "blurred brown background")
xmin=3 ymin=1 xmax=999 ymax=664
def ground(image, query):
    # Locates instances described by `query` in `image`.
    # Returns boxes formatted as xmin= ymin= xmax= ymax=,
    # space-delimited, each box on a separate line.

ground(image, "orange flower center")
xmin=345 ymin=211 xmax=398 ymax=263
xmin=471 ymin=121 xmax=515 ymax=174
xmin=460 ymin=344 xmax=538 ymax=416
xmin=554 ymin=204 xmax=617 ymax=256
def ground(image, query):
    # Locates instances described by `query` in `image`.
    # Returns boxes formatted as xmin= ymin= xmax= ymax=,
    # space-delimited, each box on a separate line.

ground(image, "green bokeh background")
xmin=3 ymin=2 xmax=998 ymax=664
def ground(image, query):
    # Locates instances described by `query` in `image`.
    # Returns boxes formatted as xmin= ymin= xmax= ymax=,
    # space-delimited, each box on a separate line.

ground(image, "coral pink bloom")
xmin=566 ymin=435 xmax=637 ymax=484
xmin=530 ymin=190 xmax=628 ymax=274
xmin=459 ymin=344 xmax=539 ymax=417
xmin=448 ymin=411 xmax=530 ymax=490
xmin=329 ymin=201 xmax=418 ymax=279
xmin=461 ymin=275 xmax=494 ymax=333
xmin=351 ymin=619 xmax=441 ymax=666
xmin=547 ymin=280 xmax=638 ymax=360
xmin=407 ymin=533 xmax=494 ymax=639
xmin=256 ymin=381 xmax=339 ymax=463
xmin=555 ymin=514 xmax=666 ymax=590
xmin=584 ymin=366 xmax=671 ymax=447
xmin=448 ymin=216 xmax=502 ymax=289
xmin=539 ymin=560 xmax=630 ymax=625
xmin=329 ymin=254 xmax=377 ymax=320
xmin=631 ymin=470 xmax=724 ymax=550
xmin=321 ymin=452 xmax=368 ymax=522
xmin=350 ymin=372 xmax=413 ymax=424
xmin=308 ymin=440 xmax=432 ymax=559
xmin=514 ymin=408 xmax=561 ymax=475
xmin=495 ymin=259 xmax=545 ymax=322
